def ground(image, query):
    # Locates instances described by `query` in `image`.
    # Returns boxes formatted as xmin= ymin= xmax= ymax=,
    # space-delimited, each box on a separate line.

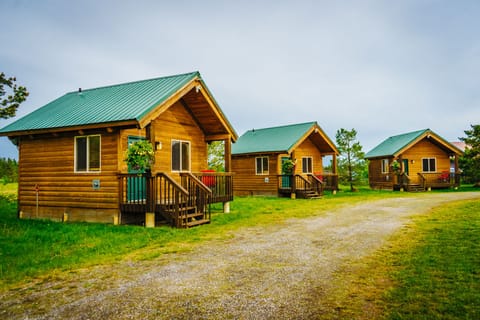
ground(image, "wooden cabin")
xmin=231 ymin=122 xmax=339 ymax=198
xmin=0 ymin=71 xmax=237 ymax=227
xmin=365 ymin=129 xmax=463 ymax=191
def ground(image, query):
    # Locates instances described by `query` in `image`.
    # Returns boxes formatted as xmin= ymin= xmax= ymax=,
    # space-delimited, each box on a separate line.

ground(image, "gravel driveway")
xmin=1 ymin=192 xmax=479 ymax=319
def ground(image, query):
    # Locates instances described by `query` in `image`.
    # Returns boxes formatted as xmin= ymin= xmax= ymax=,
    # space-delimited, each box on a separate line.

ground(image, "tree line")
xmin=0 ymin=158 xmax=18 ymax=183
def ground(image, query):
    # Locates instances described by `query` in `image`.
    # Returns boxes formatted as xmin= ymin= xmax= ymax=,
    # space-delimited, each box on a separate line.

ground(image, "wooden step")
xmin=186 ymin=219 xmax=210 ymax=227
xmin=406 ymin=184 xmax=425 ymax=192
xmin=302 ymin=190 xmax=321 ymax=199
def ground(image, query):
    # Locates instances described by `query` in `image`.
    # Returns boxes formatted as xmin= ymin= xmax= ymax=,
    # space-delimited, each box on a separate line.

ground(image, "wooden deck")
xmin=278 ymin=173 xmax=338 ymax=199
xmin=118 ymin=172 xmax=234 ymax=228
xmin=372 ymin=172 xmax=462 ymax=192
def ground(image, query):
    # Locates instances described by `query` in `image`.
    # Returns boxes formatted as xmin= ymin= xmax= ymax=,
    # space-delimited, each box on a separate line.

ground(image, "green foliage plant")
xmin=281 ymin=158 xmax=295 ymax=174
xmin=335 ymin=128 xmax=366 ymax=191
xmin=0 ymin=72 xmax=29 ymax=119
xmin=460 ymin=124 xmax=480 ymax=186
xmin=390 ymin=160 xmax=401 ymax=174
xmin=124 ymin=140 xmax=155 ymax=172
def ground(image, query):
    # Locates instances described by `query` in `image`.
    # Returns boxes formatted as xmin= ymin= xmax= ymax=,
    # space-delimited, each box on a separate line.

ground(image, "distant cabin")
xmin=365 ymin=129 xmax=463 ymax=191
xmin=231 ymin=122 xmax=339 ymax=198
xmin=0 ymin=71 xmax=237 ymax=227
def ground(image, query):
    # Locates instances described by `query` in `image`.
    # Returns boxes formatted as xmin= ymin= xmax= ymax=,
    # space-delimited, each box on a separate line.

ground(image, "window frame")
xmin=171 ymin=139 xmax=191 ymax=172
xmin=422 ymin=157 xmax=437 ymax=172
xmin=381 ymin=158 xmax=389 ymax=174
xmin=255 ymin=156 xmax=269 ymax=175
xmin=74 ymin=135 xmax=101 ymax=173
xmin=302 ymin=156 xmax=313 ymax=174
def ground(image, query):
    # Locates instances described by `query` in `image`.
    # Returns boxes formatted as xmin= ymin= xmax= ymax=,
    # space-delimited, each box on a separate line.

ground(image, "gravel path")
xmin=1 ymin=192 xmax=479 ymax=319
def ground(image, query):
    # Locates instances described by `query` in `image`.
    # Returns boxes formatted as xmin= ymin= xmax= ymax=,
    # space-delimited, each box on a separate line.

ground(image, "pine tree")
xmin=459 ymin=124 xmax=480 ymax=186
xmin=335 ymin=128 xmax=366 ymax=192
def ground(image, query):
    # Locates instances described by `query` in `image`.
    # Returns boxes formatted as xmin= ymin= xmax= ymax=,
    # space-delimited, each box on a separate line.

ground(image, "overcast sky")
xmin=1 ymin=0 xmax=479 ymax=159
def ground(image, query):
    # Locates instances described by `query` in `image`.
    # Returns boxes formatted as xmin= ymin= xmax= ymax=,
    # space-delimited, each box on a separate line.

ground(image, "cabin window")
xmin=172 ymin=140 xmax=190 ymax=172
xmin=302 ymin=157 xmax=313 ymax=174
xmin=75 ymin=135 xmax=101 ymax=172
xmin=422 ymin=158 xmax=436 ymax=172
xmin=381 ymin=159 xmax=389 ymax=173
xmin=255 ymin=156 xmax=269 ymax=175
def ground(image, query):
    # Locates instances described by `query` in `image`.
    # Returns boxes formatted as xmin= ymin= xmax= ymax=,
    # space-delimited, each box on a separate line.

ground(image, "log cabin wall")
xmin=292 ymin=137 xmax=324 ymax=175
xmin=152 ymin=101 xmax=208 ymax=178
xmin=401 ymin=138 xmax=451 ymax=184
xmin=18 ymin=130 xmax=120 ymax=223
xmin=232 ymin=154 xmax=279 ymax=196
xmin=368 ymin=158 xmax=394 ymax=189
xmin=118 ymin=101 xmax=208 ymax=182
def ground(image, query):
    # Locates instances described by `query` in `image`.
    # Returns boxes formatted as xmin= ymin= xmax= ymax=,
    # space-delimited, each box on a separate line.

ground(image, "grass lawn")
xmin=380 ymin=199 xmax=480 ymax=319
xmin=0 ymin=183 xmax=409 ymax=289
xmin=1 ymin=181 xmax=479 ymax=320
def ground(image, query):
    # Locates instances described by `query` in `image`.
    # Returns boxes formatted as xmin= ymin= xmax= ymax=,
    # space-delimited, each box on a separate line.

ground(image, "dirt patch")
xmin=1 ymin=192 xmax=479 ymax=319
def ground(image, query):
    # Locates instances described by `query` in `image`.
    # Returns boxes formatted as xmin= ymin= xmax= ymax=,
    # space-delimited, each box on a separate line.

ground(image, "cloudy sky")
xmin=1 ymin=0 xmax=479 ymax=159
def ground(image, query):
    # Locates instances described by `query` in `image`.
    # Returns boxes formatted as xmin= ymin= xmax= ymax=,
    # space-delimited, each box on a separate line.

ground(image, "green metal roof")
xmin=365 ymin=129 xmax=429 ymax=158
xmin=0 ymin=71 xmax=200 ymax=134
xmin=232 ymin=122 xmax=317 ymax=155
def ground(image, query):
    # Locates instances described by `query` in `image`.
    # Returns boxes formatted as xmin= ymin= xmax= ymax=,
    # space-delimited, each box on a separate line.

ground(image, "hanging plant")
xmin=282 ymin=159 xmax=295 ymax=175
xmin=391 ymin=160 xmax=401 ymax=173
xmin=124 ymin=140 xmax=155 ymax=172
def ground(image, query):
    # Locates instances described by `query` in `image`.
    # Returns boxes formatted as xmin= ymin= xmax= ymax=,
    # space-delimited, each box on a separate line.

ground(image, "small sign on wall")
xmin=92 ymin=179 xmax=100 ymax=190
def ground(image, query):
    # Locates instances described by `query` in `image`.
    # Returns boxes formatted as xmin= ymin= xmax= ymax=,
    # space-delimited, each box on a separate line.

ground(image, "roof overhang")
xmin=137 ymin=76 xmax=238 ymax=142
xmin=288 ymin=123 xmax=339 ymax=155
xmin=395 ymin=130 xmax=464 ymax=157
xmin=0 ymin=119 xmax=138 ymax=138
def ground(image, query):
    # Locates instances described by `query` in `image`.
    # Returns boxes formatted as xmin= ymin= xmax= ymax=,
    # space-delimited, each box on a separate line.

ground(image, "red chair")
xmin=201 ymin=169 xmax=216 ymax=187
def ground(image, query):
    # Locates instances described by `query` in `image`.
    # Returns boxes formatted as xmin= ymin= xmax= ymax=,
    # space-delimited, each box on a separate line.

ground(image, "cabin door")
xmin=127 ymin=136 xmax=147 ymax=202
xmin=281 ymin=157 xmax=291 ymax=188
xmin=402 ymin=159 xmax=409 ymax=175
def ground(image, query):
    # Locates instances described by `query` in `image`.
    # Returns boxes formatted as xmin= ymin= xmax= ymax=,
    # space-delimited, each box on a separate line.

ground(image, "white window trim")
xmin=302 ymin=156 xmax=313 ymax=174
xmin=381 ymin=159 xmax=389 ymax=174
xmin=421 ymin=157 xmax=437 ymax=173
xmin=171 ymin=139 xmax=191 ymax=172
xmin=255 ymin=156 xmax=269 ymax=175
xmin=74 ymin=135 xmax=101 ymax=173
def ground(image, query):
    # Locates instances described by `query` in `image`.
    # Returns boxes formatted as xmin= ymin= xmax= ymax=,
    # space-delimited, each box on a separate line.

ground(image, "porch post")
xmin=223 ymin=137 xmax=232 ymax=212
xmin=332 ymin=153 xmax=338 ymax=191
xmin=454 ymin=154 xmax=460 ymax=186
xmin=145 ymin=123 xmax=155 ymax=227
xmin=224 ymin=137 xmax=232 ymax=172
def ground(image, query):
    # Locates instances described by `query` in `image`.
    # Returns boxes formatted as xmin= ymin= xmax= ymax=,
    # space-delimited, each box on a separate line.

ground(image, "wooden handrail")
xmin=417 ymin=173 xmax=426 ymax=189
xmin=180 ymin=172 xmax=212 ymax=194
xmin=157 ymin=172 xmax=189 ymax=195
xmin=308 ymin=174 xmax=323 ymax=184
xmin=295 ymin=174 xmax=310 ymax=184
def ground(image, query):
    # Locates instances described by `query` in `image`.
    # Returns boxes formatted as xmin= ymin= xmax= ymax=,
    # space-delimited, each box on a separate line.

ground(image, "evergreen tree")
xmin=1 ymin=72 xmax=29 ymax=119
xmin=0 ymin=158 xmax=18 ymax=183
xmin=335 ymin=128 xmax=366 ymax=191
xmin=459 ymin=124 xmax=480 ymax=186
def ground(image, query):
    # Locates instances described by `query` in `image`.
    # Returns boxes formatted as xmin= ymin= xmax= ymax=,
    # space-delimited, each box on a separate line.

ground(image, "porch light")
xmin=155 ymin=141 xmax=162 ymax=150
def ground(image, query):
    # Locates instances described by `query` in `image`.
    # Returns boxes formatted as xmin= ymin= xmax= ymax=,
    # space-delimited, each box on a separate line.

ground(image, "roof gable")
xmin=232 ymin=122 xmax=337 ymax=155
xmin=0 ymin=71 xmax=233 ymax=137
xmin=365 ymin=129 xmax=462 ymax=159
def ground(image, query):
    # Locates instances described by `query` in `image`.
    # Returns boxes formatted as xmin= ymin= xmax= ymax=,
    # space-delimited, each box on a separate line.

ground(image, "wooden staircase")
xmin=405 ymin=184 xmax=426 ymax=192
xmin=297 ymin=189 xmax=322 ymax=199
xmin=160 ymin=204 xmax=210 ymax=228
xmin=119 ymin=172 xmax=212 ymax=228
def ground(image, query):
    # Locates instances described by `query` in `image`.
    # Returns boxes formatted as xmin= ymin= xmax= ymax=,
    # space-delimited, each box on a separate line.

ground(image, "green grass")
xmin=0 ymin=180 xmax=478 ymax=309
xmin=380 ymin=199 xmax=480 ymax=319
xmin=0 ymin=183 xmax=407 ymax=289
